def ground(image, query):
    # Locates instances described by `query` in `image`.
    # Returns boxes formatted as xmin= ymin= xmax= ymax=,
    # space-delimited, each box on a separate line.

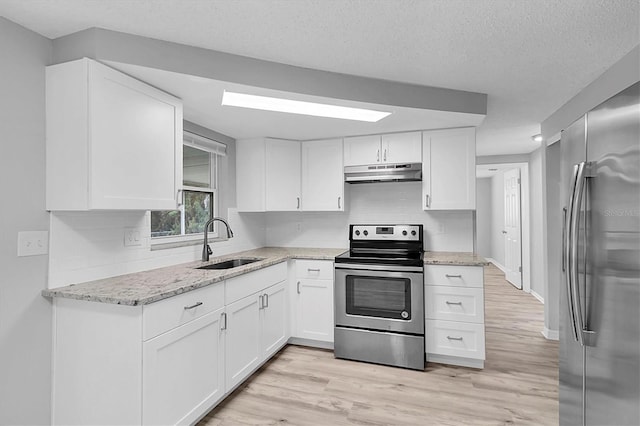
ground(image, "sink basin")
xmin=197 ymin=258 xmax=261 ymax=270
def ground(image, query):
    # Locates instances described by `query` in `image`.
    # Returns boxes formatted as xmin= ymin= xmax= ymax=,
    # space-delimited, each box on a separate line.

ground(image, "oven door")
xmin=335 ymin=264 xmax=424 ymax=334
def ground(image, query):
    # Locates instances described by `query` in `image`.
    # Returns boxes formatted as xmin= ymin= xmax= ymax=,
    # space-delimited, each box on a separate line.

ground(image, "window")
xmin=151 ymin=131 xmax=226 ymax=243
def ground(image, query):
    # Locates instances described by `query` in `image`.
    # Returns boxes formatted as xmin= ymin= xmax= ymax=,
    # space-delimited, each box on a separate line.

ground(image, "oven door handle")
xmin=334 ymin=263 xmax=424 ymax=273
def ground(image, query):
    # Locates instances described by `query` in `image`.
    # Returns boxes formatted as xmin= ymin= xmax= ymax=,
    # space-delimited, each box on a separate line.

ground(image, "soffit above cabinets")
xmin=107 ymin=61 xmax=485 ymax=142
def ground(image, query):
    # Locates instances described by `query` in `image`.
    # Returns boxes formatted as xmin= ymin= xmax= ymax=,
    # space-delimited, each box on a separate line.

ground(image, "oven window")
xmin=345 ymin=275 xmax=411 ymax=320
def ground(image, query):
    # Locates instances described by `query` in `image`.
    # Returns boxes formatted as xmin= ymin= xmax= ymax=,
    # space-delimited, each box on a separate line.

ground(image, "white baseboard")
xmin=542 ymin=327 xmax=559 ymax=341
xmin=486 ymin=258 xmax=507 ymax=273
xmin=530 ymin=289 xmax=544 ymax=304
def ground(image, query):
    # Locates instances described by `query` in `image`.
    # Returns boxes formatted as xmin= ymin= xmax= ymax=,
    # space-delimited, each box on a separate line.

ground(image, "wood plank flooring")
xmin=198 ymin=264 xmax=558 ymax=425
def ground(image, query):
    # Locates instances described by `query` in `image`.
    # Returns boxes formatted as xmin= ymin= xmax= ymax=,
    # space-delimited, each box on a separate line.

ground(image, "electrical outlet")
xmin=437 ymin=223 xmax=446 ymax=234
xmin=295 ymin=222 xmax=302 ymax=232
xmin=124 ymin=227 xmax=142 ymax=247
xmin=17 ymin=231 xmax=49 ymax=256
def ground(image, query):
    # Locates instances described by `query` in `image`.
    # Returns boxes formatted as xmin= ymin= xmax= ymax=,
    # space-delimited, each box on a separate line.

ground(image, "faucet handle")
xmin=206 ymin=245 xmax=212 ymax=256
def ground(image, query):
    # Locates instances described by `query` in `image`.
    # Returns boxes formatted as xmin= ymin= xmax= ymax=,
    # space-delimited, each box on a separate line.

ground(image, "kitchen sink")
xmin=197 ymin=258 xmax=262 ymax=270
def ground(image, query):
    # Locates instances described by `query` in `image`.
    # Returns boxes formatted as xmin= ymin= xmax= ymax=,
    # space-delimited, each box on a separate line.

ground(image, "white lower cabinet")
xmin=291 ymin=260 xmax=334 ymax=344
xmin=225 ymin=293 xmax=261 ymax=392
xmin=261 ymin=281 xmax=288 ymax=358
xmin=424 ymin=264 xmax=486 ymax=368
xmin=143 ymin=308 xmax=225 ymax=426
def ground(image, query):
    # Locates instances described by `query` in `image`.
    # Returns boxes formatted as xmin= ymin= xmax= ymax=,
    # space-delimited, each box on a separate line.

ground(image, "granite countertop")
xmin=42 ymin=247 xmax=346 ymax=306
xmin=42 ymin=247 xmax=487 ymax=306
xmin=424 ymin=251 xmax=489 ymax=266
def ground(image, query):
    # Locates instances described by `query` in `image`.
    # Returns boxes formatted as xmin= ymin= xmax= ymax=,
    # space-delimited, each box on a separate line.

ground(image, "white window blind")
xmin=183 ymin=131 xmax=227 ymax=156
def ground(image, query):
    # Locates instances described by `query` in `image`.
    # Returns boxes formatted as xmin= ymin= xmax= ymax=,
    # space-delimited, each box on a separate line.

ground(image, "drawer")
xmin=425 ymin=286 xmax=484 ymax=323
xmin=226 ymin=262 xmax=287 ymax=304
xmin=143 ymin=282 xmax=224 ymax=341
xmin=425 ymin=319 xmax=485 ymax=360
xmin=424 ymin=265 xmax=483 ymax=288
xmin=295 ymin=259 xmax=334 ymax=280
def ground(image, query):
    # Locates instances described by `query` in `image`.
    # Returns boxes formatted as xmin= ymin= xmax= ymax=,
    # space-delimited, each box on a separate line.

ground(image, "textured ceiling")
xmin=0 ymin=0 xmax=638 ymax=155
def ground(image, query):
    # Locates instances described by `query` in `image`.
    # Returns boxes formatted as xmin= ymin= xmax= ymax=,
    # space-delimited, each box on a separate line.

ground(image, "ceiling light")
xmin=221 ymin=91 xmax=392 ymax=122
xmin=531 ymin=134 xmax=543 ymax=143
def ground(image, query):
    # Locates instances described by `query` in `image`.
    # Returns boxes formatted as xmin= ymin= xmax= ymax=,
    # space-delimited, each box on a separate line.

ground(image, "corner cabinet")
xmin=422 ymin=128 xmax=476 ymax=210
xmin=46 ymin=58 xmax=183 ymax=211
xmin=236 ymin=138 xmax=301 ymax=212
xmin=343 ymin=132 xmax=421 ymax=166
xmin=301 ymin=139 xmax=344 ymax=211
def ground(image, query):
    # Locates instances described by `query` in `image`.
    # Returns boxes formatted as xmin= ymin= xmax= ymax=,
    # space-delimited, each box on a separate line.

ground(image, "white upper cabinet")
xmin=344 ymin=132 xmax=421 ymax=166
xmin=422 ymin=127 xmax=476 ymax=210
xmin=382 ymin=132 xmax=422 ymax=164
xmin=301 ymin=138 xmax=344 ymax=211
xmin=46 ymin=58 xmax=183 ymax=211
xmin=236 ymin=138 xmax=301 ymax=212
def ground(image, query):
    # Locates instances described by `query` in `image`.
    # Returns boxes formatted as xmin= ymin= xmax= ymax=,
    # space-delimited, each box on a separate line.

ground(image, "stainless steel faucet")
xmin=202 ymin=217 xmax=234 ymax=262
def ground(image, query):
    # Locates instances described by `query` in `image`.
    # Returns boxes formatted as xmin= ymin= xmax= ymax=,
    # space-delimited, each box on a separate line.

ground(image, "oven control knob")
xmin=363 ymin=230 xmax=368 ymax=236
xmin=401 ymin=311 xmax=409 ymax=319
xmin=355 ymin=230 xmax=360 ymax=236
xmin=402 ymin=230 xmax=407 ymax=236
xmin=411 ymin=230 xmax=417 ymax=236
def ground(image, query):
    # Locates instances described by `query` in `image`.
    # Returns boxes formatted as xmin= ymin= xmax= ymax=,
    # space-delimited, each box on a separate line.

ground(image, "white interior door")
xmin=503 ymin=168 xmax=522 ymax=288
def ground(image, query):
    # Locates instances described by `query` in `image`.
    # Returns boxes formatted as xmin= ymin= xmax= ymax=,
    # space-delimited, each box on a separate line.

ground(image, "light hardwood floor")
xmin=199 ymin=264 xmax=559 ymax=425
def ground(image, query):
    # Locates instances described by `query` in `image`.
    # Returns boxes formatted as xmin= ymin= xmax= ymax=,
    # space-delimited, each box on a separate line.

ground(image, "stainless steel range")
xmin=334 ymin=224 xmax=425 ymax=370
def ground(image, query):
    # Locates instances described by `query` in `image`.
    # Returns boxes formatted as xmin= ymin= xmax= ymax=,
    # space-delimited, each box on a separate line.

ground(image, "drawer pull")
xmin=307 ymin=268 xmax=321 ymax=272
xmin=184 ymin=302 xmax=203 ymax=310
xmin=297 ymin=281 xmax=301 ymax=294
xmin=446 ymin=336 xmax=463 ymax=341
xmin=445 ymin=274 xmax=462 ymax=278
xmin=445 ymin=301 xmax=463 ymax=305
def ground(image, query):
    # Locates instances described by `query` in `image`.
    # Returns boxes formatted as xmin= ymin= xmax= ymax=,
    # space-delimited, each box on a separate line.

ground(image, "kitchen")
xmin=0 ymin=1 xmax=638 ymax=425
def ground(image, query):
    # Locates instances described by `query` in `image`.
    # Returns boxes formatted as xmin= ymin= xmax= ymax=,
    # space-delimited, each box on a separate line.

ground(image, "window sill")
xmin=151 ymin=235 xmax=228 ymax=251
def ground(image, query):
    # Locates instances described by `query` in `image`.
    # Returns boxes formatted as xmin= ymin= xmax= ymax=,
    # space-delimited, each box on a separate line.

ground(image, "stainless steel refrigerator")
xmin=560 ymin=81 xmax=640 ymax=426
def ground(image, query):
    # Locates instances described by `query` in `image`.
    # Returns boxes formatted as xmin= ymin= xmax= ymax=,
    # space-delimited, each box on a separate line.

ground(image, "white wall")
xmin=529 ymin=146 xmax=546 ymax=302
xmin=265 ymin=181 xmax=475 ymax=251
xmin=0 ymin=17 xmax=52 ymax=425
xmin=544 ymin=140 xmax=561 ymax=338
xmin=475 ymin=178 xmax=492 ymax=258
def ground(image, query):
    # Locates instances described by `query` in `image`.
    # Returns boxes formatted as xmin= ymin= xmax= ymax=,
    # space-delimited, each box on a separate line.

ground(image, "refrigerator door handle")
xmin=570 ymin=161 xmax=596 ymax=347
xmin=565 ymin=165 xmax=580 ymax=342
xmin=562 ymin=207 xmax=567 ymax=272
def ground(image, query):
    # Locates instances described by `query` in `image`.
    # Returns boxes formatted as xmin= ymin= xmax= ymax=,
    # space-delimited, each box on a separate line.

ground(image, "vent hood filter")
xmin=344 ymin=163 xmax=422 ymax=184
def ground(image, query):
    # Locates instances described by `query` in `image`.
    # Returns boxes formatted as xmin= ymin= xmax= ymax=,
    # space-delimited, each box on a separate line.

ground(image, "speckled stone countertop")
xmin=42 ymin=247 xmax=346 ymax=306
xmin=424 ymin=251 xmax=489 ymax=266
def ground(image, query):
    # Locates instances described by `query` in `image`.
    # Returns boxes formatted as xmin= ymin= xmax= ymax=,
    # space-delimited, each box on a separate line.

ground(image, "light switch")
xmin=17 ymin=231 xmax=49 ymax=257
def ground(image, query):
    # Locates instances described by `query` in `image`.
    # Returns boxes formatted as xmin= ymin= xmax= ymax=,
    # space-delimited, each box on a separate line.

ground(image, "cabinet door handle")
xmin=383 ymin=149 xmax=387 ymax=162
xmin=445 ymin=274 xmax=462 ymax=278
xmin=376 ymin=149 xmax=380 ymax=162
xmin=263 ymin=293 xmax=269 ymax=308
xmin=259 ymin=295 xmax=264 ymax=309
xmin=220 ymin=312 xmax=227 ymax=330
xmin=297 ymin=281 xmax=301 ymax=294
xmin=338 ymin=196 xmax=341 ymax=209
xmin=184 ymin=301 xmax=203 ymax=310
xmin=297 ymin=197 xmax=300 ymax=209
xmin=445 ymin=301 xmax=463 ymax=305
xmin=425 ymin=194 xmax=430 ymax=208
xmin=307 ymin=268 xmax=320 ymax=272
xmin=446 ymin=336 xmax=463 ymax=341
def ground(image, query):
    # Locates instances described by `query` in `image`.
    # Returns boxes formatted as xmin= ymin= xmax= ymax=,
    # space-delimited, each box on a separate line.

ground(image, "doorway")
xmin=476 ymin=162 xmax=531 ymax=293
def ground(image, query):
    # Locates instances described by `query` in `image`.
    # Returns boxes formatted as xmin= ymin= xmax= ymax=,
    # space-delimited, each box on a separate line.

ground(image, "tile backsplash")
xmin=48 ymin=208 xmax=266 ymax=289
xmin=265 ymin=182 xmax=474 ymax=251
xmin=49 ymin=181 xmax=473 ymax=289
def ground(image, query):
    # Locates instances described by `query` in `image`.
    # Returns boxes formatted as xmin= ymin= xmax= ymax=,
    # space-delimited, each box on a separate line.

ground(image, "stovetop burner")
xmin=335 ymin=224 xmax=424 ymax=267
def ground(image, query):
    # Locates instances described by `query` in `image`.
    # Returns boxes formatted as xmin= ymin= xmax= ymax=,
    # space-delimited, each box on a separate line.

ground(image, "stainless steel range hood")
xmin=344 ymin=163 xmax=422 ymax=183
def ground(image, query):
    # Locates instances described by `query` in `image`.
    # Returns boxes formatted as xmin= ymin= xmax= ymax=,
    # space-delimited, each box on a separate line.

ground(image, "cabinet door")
xmin=142 ymin=308 xmax=225 ymax=426
xmin=89 ymin=60 xmax=182 ymax=210
xmin=260 ymin=281 xmax=288 ymax=359
xmin=265 ymin=138 xmax=301 ymax=211
xmin=343 ymin=135 xmax=381 ymax=166
xmin=301 ymin=139 xmax=344 ymax=211
xmin=422 ymin=128 xmax=476 ymax=210
xmin=294 ymin=278 xmax=334 ymax=342
xmin=382 ymin=132 xmax=422 ymax=164
xmin=225 ymin=294 xmax=261 ymax=392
